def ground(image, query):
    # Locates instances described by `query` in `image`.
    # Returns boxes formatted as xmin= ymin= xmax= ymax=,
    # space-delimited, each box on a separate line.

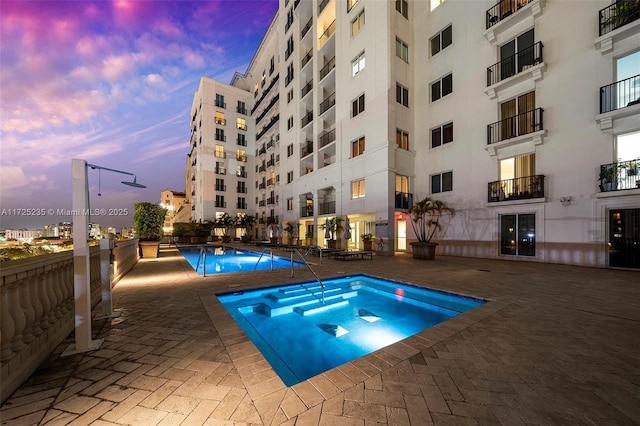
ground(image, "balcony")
xmin=488 ymin=175 xmax=545 ymax=202
xmin=267 ymin=178 xmax=275 ymax=186
xmin=215 ymin=184 xmax=226 ymax=192
xmin=236 ymin=171 xmax=247 ymax=178
xmin=598 ymin=159 xmax=640 ymax=192
xmin=301 ymin=49 xmax=313 ymax=68
xmin=214 ymin=152 xmax=227 ymax=159
xmin=285 ymin=72 xmax=294 ymax=87
xmin=599 ymin=1 xmax=640 ymax=36
xmin=318 ymin=20 xmax=336 ymax=49
xmin=215 ymin=100 xmax=226 ymax=108
xmin=319 ymin=92 xmax=336 ymax=115
xmin=301 ymin=17 xmax=312 ymax=39
xmin=259 ymin=182 xmax=266 ymax=190
xmin=237 ymin=106 xmax=247 ymax=115
xmin=301 ymin=205 xmax=314 ymax=217
xmin=236 ymin=154 xmax=247 ymax=162
xmin=319 ymin=128 xmax=336 ymax=148
xmin=215 ymin=118 xmax=226 ymax=126
xmin=267 ymin=197 xmax=276 ymax=205
xmin=301 ymin=80 xmax=313 ymax=98
xmin=215 ymin=134 xmax=226 ymax=142
xmin=256 ymin=114 xmax=279 ymax=140
xmin=318 ymin=201 xmax=336 ymax=215
xmin=215 ymin=167 xmax=226 ymax=175
xmin=259 ymin=165 xmax=267 ymax=173
xmin=318 ymin=0 xmax=329 ymax=14
xmin=215 ymin=201 xmax=227 ymax=208
xmin=285 ymin=45 xmax=294 ymax=60
xmin=319 ymin=56 xmax=335 ymax=81
xmin=487 ymin=42 xmax=543 ymax=86
xmin=301 ymin=141 xmax=313 ymax=158
xmin=487 ymin=108 xmax=544 ymax=145
xmin=395 ymin=192 xmax=414 ymax=210
xmin=237 ymin=202 xmax=247 ymax=209
xmin=484 ymin=0 xmax=544 ymax=44
xmin=302 ymin=111 xmax=313 ymax=128
xmin=236 ymin=186 xmax=248 ymax=193
xmin=259 ymin=200 xmax=266 ymax=207
xmin=486 ymin=0 xmax=536 ymax=29
xmin=267 ymin=158 xmax=276 ymax=167
xmin=600 ymin=74 xmax=640 ymax=114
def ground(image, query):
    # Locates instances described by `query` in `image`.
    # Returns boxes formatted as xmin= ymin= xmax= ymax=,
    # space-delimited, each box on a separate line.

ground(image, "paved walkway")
xmin=1 ymin=246 xmax=639 ymax=425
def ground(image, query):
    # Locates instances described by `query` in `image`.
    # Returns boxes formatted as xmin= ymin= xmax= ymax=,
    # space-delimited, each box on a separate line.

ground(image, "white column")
xmin=64 ymin=158 xmax=103 ymax=355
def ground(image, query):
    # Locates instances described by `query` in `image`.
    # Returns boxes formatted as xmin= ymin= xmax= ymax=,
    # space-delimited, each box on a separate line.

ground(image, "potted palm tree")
xmin=266 ymin=216 xmax=280 ymax=244
xmin=408 ymin=197 xmax=455 ymax=260
xmin=133 ymin=202 xmax=167 ymax=258
xmin=215 ymin=213 xmax=236 ymax=243
xmin=237 ymin=214 xmax=256 ymax=242
xmin=320 ymin=217 xmax=343 ymax=249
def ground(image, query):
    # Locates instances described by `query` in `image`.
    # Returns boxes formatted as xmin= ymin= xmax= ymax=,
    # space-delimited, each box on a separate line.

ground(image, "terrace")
xmin=1 ymin=245 xmax=639 ymax=424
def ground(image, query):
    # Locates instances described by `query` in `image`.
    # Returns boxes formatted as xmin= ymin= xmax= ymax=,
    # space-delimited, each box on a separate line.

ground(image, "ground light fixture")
xmin=65 ymin=159 xmax=146 ymax=355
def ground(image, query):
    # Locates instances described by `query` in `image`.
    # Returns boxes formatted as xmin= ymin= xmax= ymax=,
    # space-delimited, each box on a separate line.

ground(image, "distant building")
xmin=4 ymin=228 xmax=43 ymax=240
xmin=160 ymin=190 xmax=187 ymax=235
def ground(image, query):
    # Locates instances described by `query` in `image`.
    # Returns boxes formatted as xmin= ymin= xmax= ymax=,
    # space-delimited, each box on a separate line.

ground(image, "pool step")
xmin=255 ymin=288 xmax=357 ymax=317
xmin=267 ymin=285 xmax=347 ymax=303
xmin=294 ymin=298 xmax=349 ymax=316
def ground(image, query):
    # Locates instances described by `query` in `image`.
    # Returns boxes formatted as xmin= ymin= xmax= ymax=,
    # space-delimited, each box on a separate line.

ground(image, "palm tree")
xmin=408 ymin=197 xmax=455 ymax=243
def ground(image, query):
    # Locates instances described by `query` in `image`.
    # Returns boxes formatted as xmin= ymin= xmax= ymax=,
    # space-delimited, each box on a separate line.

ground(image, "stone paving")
xmin=1 ymin=246 xmax=639 ymax=425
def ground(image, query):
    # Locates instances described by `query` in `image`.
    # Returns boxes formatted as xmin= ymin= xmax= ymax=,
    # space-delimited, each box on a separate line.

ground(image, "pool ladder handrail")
xmin=290 ymin=247 xmax=325 ymax=305
xmin=196 ymin=245 xmax=232 ymax=277
xmin=253 ymin=247 xmax=275 ymax=270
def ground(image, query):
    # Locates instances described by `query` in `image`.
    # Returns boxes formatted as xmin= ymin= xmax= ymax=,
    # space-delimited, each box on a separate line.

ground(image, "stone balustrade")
xmin=0 ymin=239 xmax=139 ymax=403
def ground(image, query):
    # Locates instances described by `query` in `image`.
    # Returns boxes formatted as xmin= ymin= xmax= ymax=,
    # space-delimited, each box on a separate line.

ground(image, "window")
xmin=237 ymin=101 xmax=246 ymax=115
xmin=236 ymin=118 xmax=247 ymax=131
xmin=237 ymin=197 xmax=246 ymax=209
xmin=287 ymin=198 xmax=294 ymax=211
xmin=237 ymin=134 xmax=246 ymax=146
xmin=431 ymin=171 xmax=453 ymax=193
xmin=237 ymin=165 xmax=246 ymax=177
xmin=215 ymin=161 xmax=225 ymax=174
xmin=287 ymin=144 xmax=294 ymax=157
xmin=287 ymin=171 xmax=294 ymax=183
xmin=430 ymin=25 xmax=452 ymax=56
xmin=215 ymin=195 xmax=225 ymax=208
xmin=287 ymin=88 xmax=294 ymax=103
xmin=269 ymin=56 xmax=275 ymax=75
xmin=351 ymin=179 xmax=365 ymax=198
xmin=237 ymin=149 xmax=247 ymax=162
xmin=396 ymin=0 xmax=408 ymax=18
xmin=351 ymin=9 xmax=365 ymax=36
xmin=396 ymin=129 xmax=409 ymax=150
xmin=287 ymin=116 xmax=294 ymax=130
xmin=347 ymin=0 xmax=360 ymax=12
xmin=215 ymin=111 xmax=226 ymax=125
xmin=215 ymin=178 xmax=225 ymax=191
xmin=431 ymin=73 xmax=453 ymax=102
xmin=430 ymin=0 xmax=446 ymax=11
xmin=215 ymin=94 xmax=225 ymax=108
xmin=499 ymin=91 xmax=536 ymax=140
xmin=499 ymin=29 xmax=535 ymax=80
xmin=351 ymin=136 xmax=365 ymax=157
xmin=352 ymin=93 xmax=365 ymax=117
xmin=351 ymin=51 xmax=365 ymax=76
xmin=286 ymin=62 xmax=294 ymax=86
xmin=215 ymin=145 xmax=225 ymax=158
xmin=431 ymin=122 xmax=453 ymax=148
xmin=395 ymin=37 xmax=409 ymax=63
xmin=215 ymin=128 xmax=225 ymax=142
xmin=285 ymin=35 xmax=294 ymax=59
xmin=237 ymin=181 xmax=246 ymax=193
xmin=500 ymin=213 xmax=535 ymax=256
xmin=396 ymin=83 xmax=409 ymax=107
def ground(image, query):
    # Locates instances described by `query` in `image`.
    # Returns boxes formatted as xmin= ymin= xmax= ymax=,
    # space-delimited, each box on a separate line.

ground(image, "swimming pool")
xmin=179 ymin=246 xmax=302 ymax=275
xmin=217 ymin=274 xmax=485 ymax=386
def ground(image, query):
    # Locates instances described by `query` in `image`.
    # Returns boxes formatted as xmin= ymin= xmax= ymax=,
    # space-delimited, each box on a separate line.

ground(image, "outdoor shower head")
xmin=121 ymin=176 xmax=146 ymax=188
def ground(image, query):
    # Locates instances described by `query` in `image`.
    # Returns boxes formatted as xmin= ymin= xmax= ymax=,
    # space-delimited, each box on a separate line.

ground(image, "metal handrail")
xmin=254 ymin=247 xmax=274 ymax=270
xmin=290 ymin=247 xmax=325 ymax=304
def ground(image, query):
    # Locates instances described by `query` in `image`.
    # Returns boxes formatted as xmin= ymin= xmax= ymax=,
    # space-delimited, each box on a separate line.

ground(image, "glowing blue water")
xmin=179 ymin=246 xmax=301 ymax=275
xmin=217 ymin=275 xmax=485 ymax=386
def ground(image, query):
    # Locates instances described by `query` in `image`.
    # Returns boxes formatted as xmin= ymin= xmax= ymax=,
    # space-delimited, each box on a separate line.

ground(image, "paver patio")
xmin=1 ymin=246 xmax=639 ymax=425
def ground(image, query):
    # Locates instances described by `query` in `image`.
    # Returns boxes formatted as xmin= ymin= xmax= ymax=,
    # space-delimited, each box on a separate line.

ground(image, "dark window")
xmin=431 ymin=171 xmax=453 ymax=193
xmin=500 ymin=213 xmax=536 ymax=256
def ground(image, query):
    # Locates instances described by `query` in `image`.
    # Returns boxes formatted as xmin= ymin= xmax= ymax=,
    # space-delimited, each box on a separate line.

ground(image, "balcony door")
xmin=500 ymin=91 xmax=535 ymax=140
xmin=609 ymin=208 xmax=640 ymax=269
xmin=500 ymin=153 xmax=535 ymax=198
xmin=500 ymin=29 xmax=534 ymax=80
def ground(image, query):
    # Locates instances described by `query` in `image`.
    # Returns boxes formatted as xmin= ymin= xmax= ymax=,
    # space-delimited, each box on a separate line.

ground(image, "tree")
xmin=407 ymin=197 xmax=455 ymax=243
xmin=133 ymin=202 xmax=167 ymax=241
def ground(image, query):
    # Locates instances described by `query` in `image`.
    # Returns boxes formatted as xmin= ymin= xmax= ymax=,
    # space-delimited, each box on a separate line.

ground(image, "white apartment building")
xmin=188 ymin=0 xmax=639 ymax=269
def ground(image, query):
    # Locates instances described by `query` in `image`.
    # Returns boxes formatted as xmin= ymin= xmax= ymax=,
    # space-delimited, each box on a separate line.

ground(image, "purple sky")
xmin=0 ymin=0 xmax=278 ymax=230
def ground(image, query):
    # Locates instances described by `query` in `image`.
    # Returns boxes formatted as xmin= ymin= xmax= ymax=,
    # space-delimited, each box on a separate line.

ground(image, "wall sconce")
xmin=560 ymin=196 xmax=572 ymax=206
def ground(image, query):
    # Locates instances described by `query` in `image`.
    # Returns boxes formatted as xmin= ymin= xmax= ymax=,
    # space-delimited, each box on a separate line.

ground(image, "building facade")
xmin=187 ymin=0 xmax=640 ymax=268
xmin=160 ymin=189 xmax=186 ymax=235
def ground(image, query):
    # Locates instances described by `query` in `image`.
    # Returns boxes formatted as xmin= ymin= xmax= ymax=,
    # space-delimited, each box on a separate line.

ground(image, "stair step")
xmin=294 ymin=298 xmax=349 ymax=316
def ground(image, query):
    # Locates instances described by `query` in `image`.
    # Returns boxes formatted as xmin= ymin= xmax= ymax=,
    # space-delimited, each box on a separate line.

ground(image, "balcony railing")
xmin=600 ymin=74 xmax=640 ymax=114
xmin=301 ymin=49 xmax=313 ymax=68
xmin=267 ymin=159 xmax=275 ymax=167
xmin=259 ymin=182 xmax=266 ymax=190
xmin=487 ymin=108 xmax=544 ymax=144
xmin=259 ymin=165 xmax=266 ymax=173
xmin=236 ymin=186 xmax=248 ymax=193
xmin=395 ymin=192 xmax=414 ymax=210
xmin=487 ymin=42 xmax=544 ymax=86
xmin=237 ymin=106 xmax=247 ymax=115
xmin=237 ymin=202 xmax=247 ymax=209
xmin=302 ymin=80 xmax=313 ymax=98
xmin=319 ymin=128 xmax=336 ymax=148
xmin=319 ymin=56 xmax=336 ymax=81
xmin=215 ymin=184 xmax=226 ymax=191
xmin=256 ymin=114 xmax=279 ymax=140
xmin=301 ymin=205 xmax=314 ymax=217
xmin=215 ymin=201 xmax=227 ymax=208
xmin=318 ymin=20 xmax=336 ymax=48
xmin=215 ymin=167 xmax=226 ymax=175
xmin=598 ymin=159 xmax=640 ymax=192
xmin=302 ymin=111 xmax=313 ymax=127
xmin=215 ymin=118 xmax=226 ymax=125
xmin=215 ymin=134 xmax=226 ymax=142
xmin=236 ymin=171 xmax=247 ymax=178
xmin=267 ymin=197 xmax=276 ymax=205
xmin=301 ymin=17 xmax=313 ymax=38
xmin=488 ymin=174 xmax=545 ymax=202
xmin=214 ymin=152 xmax=227 ymax=159
xmin=599 ymin=0 xmax=640 ymax=36
xmin=237 ymin=154 xmax=247 ymax=162
xmin=259 ymin=200 xmax=266 ymax=207
xmin=215 ymin=100 xmax=226 ymax=108
xmin=318 ymin=0 xmax=329 ymax=14
xmin=319 ymin=92 xmax=336 ymax=115
xmin=267 ymin=178 xmax=275 ymax=186
xmin=237 ymin=137 xmax=247 ymax=146
xmin=301 ymin=141 xmax=313 ymax=158
xmin=486 ymin=0 xmax=536 ymax=29
xmin=318 ymin=201 xmax=336 ymax=215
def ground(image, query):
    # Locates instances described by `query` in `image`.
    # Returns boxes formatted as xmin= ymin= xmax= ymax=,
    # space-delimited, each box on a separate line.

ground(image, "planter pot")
xmin=270 ymin=237 xmax=279 ymax=244
xmin=327 ymin=239 xmax=338 ymax=249
xmin=305 ymin=237 xmax=313 ymax=246
xmin=139 ymin=241 xmax=160 ymax=258
xmin=289 ymin=237 xmax=299 ymax=246
xmin=362 ymin=239 xmax=374 ymax=251
xmin=410 ymin=242 xmax=438 ymax=260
